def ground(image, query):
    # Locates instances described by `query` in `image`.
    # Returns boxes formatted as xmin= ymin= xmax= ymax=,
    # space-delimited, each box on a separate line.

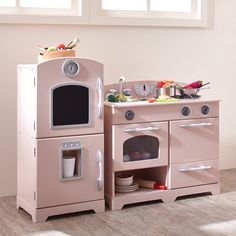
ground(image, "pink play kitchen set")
xmin=104 ymin=79 xmax=219 ymax=210
xmin=17 ymin=43 xmax=219 ymax=222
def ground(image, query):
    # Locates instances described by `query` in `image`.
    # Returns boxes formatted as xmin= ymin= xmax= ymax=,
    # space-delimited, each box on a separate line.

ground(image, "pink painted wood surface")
xmin=17 ymin=196 xmax=105 ymax=223
xmin=106 ymin=183 xmax=220 ymax=210
xmin=107 ymin=102 xmax=219 ymax=125
xmin=36 ymin=134 xmax=104 ymax=208
xmin=169 ymin=159 xmax=219 ymax=189
xmin=18 ymin=58 xmax=104 ymax=138
xmin=170 ymin=118 xmax=219 ymax=163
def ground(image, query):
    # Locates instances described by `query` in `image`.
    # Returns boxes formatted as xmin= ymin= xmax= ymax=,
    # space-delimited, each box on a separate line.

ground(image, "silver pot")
xmin=180 ymin=88 xmax=200 ymax=96
xmin=156 ymin=86 xmax=176 ymax=97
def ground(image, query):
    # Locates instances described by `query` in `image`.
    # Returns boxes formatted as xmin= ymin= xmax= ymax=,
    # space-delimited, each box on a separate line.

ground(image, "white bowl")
xmin=115 ymin=174 xmax=133 ymax=186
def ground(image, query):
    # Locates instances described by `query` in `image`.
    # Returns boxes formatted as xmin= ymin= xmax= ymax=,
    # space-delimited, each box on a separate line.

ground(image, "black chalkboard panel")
xmin=52 ymin=85 xmax=89 ymax=126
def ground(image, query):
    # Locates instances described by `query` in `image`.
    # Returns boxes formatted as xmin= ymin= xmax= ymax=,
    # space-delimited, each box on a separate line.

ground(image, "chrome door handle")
xmin=97 ymin=77 xmax=103 ymax=119
xmin=97 ymin=150 xmax=103 ymax=191
xmin=125 ymin=127 xmax=160 ymax=132
xmin=180 ymin=165 xmax=212 ymax=172
xmin=180 ymin=122 xmax=212 ymax=128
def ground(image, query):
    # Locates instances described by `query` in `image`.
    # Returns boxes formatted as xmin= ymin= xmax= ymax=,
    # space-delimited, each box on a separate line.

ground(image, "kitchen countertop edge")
xmin=104 ymin=98 xmax=221 ymax=108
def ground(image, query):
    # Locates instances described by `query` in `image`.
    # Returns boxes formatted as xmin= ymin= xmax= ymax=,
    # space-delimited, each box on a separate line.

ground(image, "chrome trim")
xmin=180 ymin=122 xmax=212 ymax=128
xmin=97 ymin=77 xmax=103 ymax=119
xmin=180 ymin=165 xmax=212 ymax=172
xmin=97 ymin=150 xmax=103 ymax=191
xmin=125 ymin=127 xmax=160 ymax=132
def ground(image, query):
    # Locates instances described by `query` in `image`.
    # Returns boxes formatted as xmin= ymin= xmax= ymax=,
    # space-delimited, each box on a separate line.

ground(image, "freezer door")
xmin=36 ymin=134 xmax=104 ymax=208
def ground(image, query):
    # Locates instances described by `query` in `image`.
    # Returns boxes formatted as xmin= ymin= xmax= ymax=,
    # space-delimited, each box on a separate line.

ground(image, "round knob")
xmin=125 ymin=110 xmax=135 ymax=120
xmin=201 ymin=105 xmax=210 ymax=115
xmin=182 ymin=106 xmax=191 ymax=116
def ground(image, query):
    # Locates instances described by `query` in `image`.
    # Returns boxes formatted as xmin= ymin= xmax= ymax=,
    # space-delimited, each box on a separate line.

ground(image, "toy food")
xmin=116 ymin=94 xmax=128 ymax=102
xmin=157 ymin=80 xmax=175 ymax=88
xmin=106 ymin=93 xmax=128 ymax=102
xmin=38 ymin=38 xmax=79 ymax=62
xmin=183 ymin=80 xmax=202 ymax=89
xmin=135 ymin=179 xmax=168 ymax=190
xmin=106 ymin=93 xmax=118 ymax=102
xmin=56 ymin=43 xmax=66 ymax=50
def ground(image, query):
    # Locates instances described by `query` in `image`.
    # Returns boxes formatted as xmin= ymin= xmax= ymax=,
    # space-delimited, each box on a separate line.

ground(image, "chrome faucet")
xmin=118 ymin=76 xmax=126 ymax=94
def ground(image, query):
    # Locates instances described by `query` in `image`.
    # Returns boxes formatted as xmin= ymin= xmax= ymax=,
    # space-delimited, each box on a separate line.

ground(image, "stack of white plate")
xmin=115 ymin=174 xmax=133 ymax=186
xmin=115 ymin=182 xmax=139 ymax=193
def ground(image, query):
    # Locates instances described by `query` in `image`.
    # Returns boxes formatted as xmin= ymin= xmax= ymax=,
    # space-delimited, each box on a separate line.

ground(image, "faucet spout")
xmin=118 ymin=76 xmax=126 ymax=94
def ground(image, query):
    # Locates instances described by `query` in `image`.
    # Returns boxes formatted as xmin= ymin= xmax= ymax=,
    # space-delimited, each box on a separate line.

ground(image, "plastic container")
xmin=63 ymin=156 xmax=76 ymax=178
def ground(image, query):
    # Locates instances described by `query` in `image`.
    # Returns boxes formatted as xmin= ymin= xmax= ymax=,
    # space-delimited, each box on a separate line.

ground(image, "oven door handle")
xmin=180 ymin=122 xmax=212 ymax=128
xmin=97 ymin=150 xmax=103 ymax=191
xmin=97 ymin=77 xmax=103 ymax=119
xmin=125 ymin=127 xmax=160 ymax=132
xmin=180 ymin=165 xmax=212 ymax=172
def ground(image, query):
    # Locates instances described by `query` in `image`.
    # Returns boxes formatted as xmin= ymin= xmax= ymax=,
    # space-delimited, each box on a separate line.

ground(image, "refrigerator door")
xmin=36 ymin=58 xmax=104 ymax=138
xmin=36 ymin=134 xmax=104 ymax=208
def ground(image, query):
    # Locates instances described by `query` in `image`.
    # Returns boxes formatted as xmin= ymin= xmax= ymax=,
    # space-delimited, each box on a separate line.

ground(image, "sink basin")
xmin=126 ymin=98 xmax=150 ymax=102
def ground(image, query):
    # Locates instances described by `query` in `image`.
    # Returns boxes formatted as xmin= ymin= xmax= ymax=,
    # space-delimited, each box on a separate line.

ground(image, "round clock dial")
xmin=63 ymin=60 xmax=80 ymax=78
xmin=134 ymin=83 xmax=155 ymax=97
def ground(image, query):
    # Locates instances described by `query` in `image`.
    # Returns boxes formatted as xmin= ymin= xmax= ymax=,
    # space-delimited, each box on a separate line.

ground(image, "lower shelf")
xmin=115 ymin=187 xmax=166 ymax=197
xmin=106 ymin=183 xmax=220 ymax=210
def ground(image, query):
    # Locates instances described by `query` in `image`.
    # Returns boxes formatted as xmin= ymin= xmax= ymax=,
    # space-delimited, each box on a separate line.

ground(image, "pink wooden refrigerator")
xmin=17 ymin=58 xmax=105 ymax=222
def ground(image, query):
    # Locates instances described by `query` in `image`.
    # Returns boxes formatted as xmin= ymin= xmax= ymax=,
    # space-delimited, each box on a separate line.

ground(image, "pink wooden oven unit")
xmin=104 ymin=81 xmax=220 ymax=210
xmin=17 ymin=58 xmax=105 ymax=222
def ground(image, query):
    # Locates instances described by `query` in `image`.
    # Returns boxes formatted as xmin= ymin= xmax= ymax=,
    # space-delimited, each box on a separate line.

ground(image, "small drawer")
xmin=169 ymin=159 xmax=219 ymax=189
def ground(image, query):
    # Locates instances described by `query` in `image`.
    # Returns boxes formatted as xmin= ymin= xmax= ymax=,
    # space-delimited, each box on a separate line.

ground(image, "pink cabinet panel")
xmin=169 ymin=159 xmax=219 ymax=189
xmin=36 ymin=134 xmax=104 ymax=208
xmin=170 ymin=118 xmax=219 ymax=164
xmin=113 ymin=121 xmax=168 ymax=171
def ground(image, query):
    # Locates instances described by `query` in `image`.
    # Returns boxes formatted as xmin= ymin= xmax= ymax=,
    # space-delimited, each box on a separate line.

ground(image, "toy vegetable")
xmin=184 ymin=80 xmax=202 ymax=89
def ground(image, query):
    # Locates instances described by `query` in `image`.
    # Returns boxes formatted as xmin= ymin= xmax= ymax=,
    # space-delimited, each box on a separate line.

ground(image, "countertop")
xmin=104 ymin=98 xmax=220 ymax=108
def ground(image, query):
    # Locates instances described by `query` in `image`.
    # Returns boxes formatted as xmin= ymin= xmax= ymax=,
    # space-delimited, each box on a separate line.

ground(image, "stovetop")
xmin=172 ymin=94 xmax=201 ymax=99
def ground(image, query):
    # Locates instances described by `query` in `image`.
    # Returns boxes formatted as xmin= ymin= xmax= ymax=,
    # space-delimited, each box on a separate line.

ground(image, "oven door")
xmin=36 ymin=134 xmax=104 ymax=208
xmin=112 ymin=121 xmax=168 ymax=171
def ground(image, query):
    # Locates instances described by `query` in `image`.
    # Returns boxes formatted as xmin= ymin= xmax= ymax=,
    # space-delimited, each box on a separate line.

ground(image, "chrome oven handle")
xmin=180 ymin=165 xmax=212 ymax=172
xmin=125 ymin=127 xmax=160 ymax=132
xmin=180 ymin=122 xmax=212 ymax=128
xmin=97 ymin=150 xmax=103 ymax=191
xmin=97 ymin=77 xmax=103 ymax=119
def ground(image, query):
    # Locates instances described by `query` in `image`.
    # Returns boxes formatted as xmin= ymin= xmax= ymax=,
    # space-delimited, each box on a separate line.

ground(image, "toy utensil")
xmin=66 ymin=38 xmax=80 ymax=49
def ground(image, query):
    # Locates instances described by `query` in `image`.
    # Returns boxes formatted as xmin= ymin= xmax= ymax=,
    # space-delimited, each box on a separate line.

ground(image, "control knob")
xmin=201 ymin=105 xmax=210 ymax=115
xmin=182 ymin=106 xmax=191 ymax=116
xmin=125 ymin=110 xmax=135 ymax=120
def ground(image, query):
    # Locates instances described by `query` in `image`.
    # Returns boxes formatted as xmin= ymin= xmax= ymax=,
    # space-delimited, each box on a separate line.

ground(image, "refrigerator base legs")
xmin=17 ymin=196 xmax=105 ymax=223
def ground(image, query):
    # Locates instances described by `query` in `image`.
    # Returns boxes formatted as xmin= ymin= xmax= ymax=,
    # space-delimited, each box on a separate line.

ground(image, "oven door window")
xmin=52 ymin=84 xmax=90 ymax=127
xmin=123 ymin=135 xmax=159 ymax=162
